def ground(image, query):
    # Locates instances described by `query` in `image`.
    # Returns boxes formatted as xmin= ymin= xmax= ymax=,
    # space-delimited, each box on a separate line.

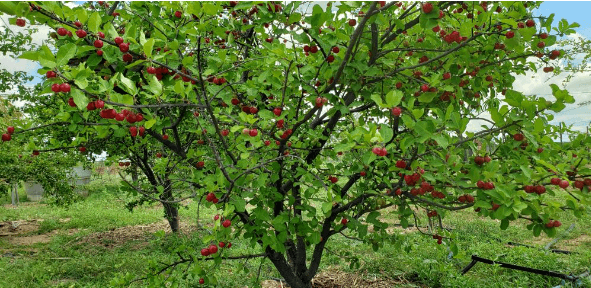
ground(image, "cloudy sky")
xmin=1 ymin=1 xmax=590 ymax=135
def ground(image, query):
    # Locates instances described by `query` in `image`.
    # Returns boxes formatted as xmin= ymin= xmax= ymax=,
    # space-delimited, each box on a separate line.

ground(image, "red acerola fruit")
xmin=174 ymin=10 xmax=182 ymax=18
xmin=60 ymin=83 xmax=71 ymax=93
xmin=46 ymin=71 xmax=56 ymax=78
xmin=559 ymin=180 xmax=569 ymax=189
xmin=222 ymin=219 xmax=231 ymax=228
xmin=348 ymin=19 xmax=356 ymax=26
xmin=51 ymin=83 xmax=61 ymax=93
xmin=341 ymin=218 xmax=348 ymax=225
xmin=505 ymin=31 xmax=515 ymax=38
xmin=75 ymin=29 xmax=87 ymax=38
xmin=94 ymin=39 xmax=103 ymax=48
xmin=332 ymin=46 xmax=340 ymax=53
xmin=129 ymin=126 xmax=138 ymax=137
xmin=114 ymin=36 xmax=124 ymax=45
xmin=422 ymin=2 xmax=433 ymax=13
xmin=391 ymin=107 xmax=402 ymax=117
xmin=526 ymin=19 xmax=535 ymax=27
xmin=15 ymin=18 xmax=26 ymax=27
xmin=1 ymin=133 xmax=11 ymax=142
xmin=513 ymin=133 xmax=524 ymax=141
xmin=57 ymin=27 xmax=68 ymax=36
xmin=200 ymin=248 xmax=210 ymax=256
xmin=208 ymin=244 xmax=218 ymax=254
xmin=396 ymin=160 xmax=406 ymax=169
xmin=326 ymin=55 xmax=335 ymax=63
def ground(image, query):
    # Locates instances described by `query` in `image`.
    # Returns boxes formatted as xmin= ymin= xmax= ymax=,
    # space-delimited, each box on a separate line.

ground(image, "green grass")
xmin=1 ymin=178 xmax=590 ymax=287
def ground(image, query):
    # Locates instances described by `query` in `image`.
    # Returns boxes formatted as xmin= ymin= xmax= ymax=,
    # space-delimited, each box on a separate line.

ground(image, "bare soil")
xmin=260 ymin=267 xmax=422 ymax=288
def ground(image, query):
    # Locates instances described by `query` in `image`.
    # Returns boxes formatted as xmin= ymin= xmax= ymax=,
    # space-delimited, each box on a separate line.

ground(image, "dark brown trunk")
xmin=163 ymin=202 xmax=179 ymax=233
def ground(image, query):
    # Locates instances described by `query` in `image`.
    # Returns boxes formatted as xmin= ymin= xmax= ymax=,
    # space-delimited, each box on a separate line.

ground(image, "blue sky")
xmin=537 ymin=1 xmax=591 ymax=38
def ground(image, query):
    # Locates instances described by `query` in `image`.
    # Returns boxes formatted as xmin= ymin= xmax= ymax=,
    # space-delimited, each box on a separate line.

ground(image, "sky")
xmin=0 ymin=1 xmax=590 ymax=136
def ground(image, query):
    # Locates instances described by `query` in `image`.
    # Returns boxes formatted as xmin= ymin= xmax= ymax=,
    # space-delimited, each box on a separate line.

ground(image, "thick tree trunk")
xmin=267 ymin=248 xmax=313 ymax=288
xmin=162 ymin=202 xmax=179 ymax=233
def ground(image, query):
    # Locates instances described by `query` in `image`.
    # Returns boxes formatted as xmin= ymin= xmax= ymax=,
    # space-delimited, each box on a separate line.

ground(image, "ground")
xmin=1 ymin=181 xmax=590 ymax=287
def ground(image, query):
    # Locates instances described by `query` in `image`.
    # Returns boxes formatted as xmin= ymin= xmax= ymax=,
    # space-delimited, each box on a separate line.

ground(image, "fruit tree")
xmin=1 ymin=1 xmax=590 ymax=287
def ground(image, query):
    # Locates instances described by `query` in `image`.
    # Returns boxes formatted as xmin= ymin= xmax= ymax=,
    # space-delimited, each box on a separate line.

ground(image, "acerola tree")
xmin=2 ymin=1 xmax=590 ymax=287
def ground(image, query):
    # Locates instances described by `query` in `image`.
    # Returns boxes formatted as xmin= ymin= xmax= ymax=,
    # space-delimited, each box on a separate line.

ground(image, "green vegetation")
xmin=2 ymin=177 xmax=589 ymax=287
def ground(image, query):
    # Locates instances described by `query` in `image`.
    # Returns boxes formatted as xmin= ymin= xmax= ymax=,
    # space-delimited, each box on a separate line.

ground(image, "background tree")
xmin=1 ymin=1 xmax=590 ymax=287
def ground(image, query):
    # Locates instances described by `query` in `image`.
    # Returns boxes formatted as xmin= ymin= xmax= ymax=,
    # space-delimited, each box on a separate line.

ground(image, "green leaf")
xmin=143 ymin=38 xmax=155 ymax=58
xmin=418 ymin=92 xmax=437 ymax=103
xmin=500 ymin=219 xmax=509 ymax=230
xmin=380 ymin=125 xmax=393 ymax=143
xmin=56 ymin=43 xmax=77 ymax=67
xmin=88 ymin=11 xmax=101 ymax=33
xmin=71 ymin=89 xmax=87 ymax=109
xmin=147 ymin=74 xmax=162 ymax=95
xmin=19 ymin=51 xmax=38 ymax=61
xmin=385 ymin=90 xmax=403 ymax=107
xmin=370 ymin=94 xmax=385 ymax=108
xmin=118 ymin=74 xmax=137 ymax=96
xmin=144 ymin=118 xmax=157 ymax=129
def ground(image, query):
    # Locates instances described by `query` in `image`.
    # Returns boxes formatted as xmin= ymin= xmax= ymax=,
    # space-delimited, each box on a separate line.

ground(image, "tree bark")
xmin=162 ymin=202 xmax=179 ymax=233
xmin=266 ymin=248 xmax=313 ymax=288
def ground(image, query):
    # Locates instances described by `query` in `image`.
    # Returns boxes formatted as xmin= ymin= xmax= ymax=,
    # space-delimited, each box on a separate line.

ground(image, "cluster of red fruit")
xmin=474 ymin=155 xmax=492 ymax=166
xmin=276 ymin=119 xmax=284 ymax=129
xmin=51 ymin=83 xmax=71 ymax=93
xmin=476 ymin=180 xmax=495 ymax=190
xmin=238 ymin=105 xmax=258 ymax=114
xmin=279 ymin=128 xmax=293 ymax=140
xmin=1 ymin=126 xmax=15 ymax=142
xmin=315 ymin=97 xmax=328 ymax=107
xmin=146 ymin=66 xmax=173 ymax=80
xmin=241 ymin=128 xmax=258 ymax=137
xmin=404 ymin=173 xmax=422 ymax=186
xmin=207 ymin=75 xmax=227 ymax=86
xmin=573 ymin=179 xmax=591 ymax=191
xmin=371 ymin=146 xmax=388 ymax=156
xmin=328 ymin=176 xmax=338 ymax=184
xmin=458 ymin=194 xmax=475 ymax=203
xmin=302 ymin=44 xmax=319 ymax=56
xmin=427 ymin=210 xmax=438 ymax=217
xmin=545 ymin=220 xmax=562 ymax=228
xmin=129 ymin=126 xmax=145 ymax=137
xmin=550 ymin=178 xmax=570 ymax=189
xmin=523 ymin=185 xmax=546 ymax=195
xmin=206 ymin=192 xmax=219 ymax=204
xmin=118 ymin=161 xmax=131 ymax=167
xmin=200 ymin=240 xmax=231 ymax=256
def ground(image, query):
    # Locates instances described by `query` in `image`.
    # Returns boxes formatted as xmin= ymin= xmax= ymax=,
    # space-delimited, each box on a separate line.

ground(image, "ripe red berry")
xmin=114 ymin=36 xmax=124 ymax=45
xmin=1 ymin=133 xmax=11 ymax=142
xmin=526 ymin=19 xmax=535 ymax=27
xmin=341 ymin=218 xmax=348 ymax=225
xmin=326 ymin=55 xmax=335 ymax=63
xmin=119 ymin=42 xmax=130 ymax=53
xmin=75 ymin=29 xmax=87 ymax=38
xmin=60 ymin=83 xmax=71 ymax=93
xmin=348 ymin=19 xmax=356 ymax=26
xmin=332 ymin=46 xmax=340 ymax=53
xmin=249 ymin=106 xmax=258 ymax=114
xmin=303 ymin=45 xmax=311 ymax=52
xmin=222 ymin=219 xmax=231 ymax=228
xmin=422 ymin=2 xmax=433 ymax=13
xmin=553 ymin=220 xmax=562 ymax=227
xmin=96 ymin=50 xmax=103 ymax=56
xmin=174 ymin=10 xmax=182 ymax=18
xmin=505 ymin=31 xmax=515 ymax=38
xmin=310 ymin=45 xmax=318 ymax=53
xmin=221 ymin=129 xmax=229 ymax=136
xmin=537 ymin=42 xmax=545 ymax=48
xmin=122 ymin=53 xmax=133 ymax=62
xmin=559 ymin=180 xmax=569 ymax=189
xmin=129 ymin=126 xmax=138 ymax=137
xmin=208 ymin=244 xmax=218 ymax=254
xmin=421 ymin=84 xmax=429 ymax=92
xmin=46 ymin=71 xmax=56 ymax=78
xmin=539 ymin=33 xmax=548 ymax=39
xmin=147 ymin=67 xmax=156 ymax=74
xmin=199 ymin=278 xmax=204 ymax=284
xmin=15 ymin=18 xmax=26 ymax=27
xmin=396 ymin=160 xmax=406 ymax=169
xmin=391 ymin=107 xmax=402 ymax=117
xmin=273 ymin=107 xmax=282 ymax=116
xmin=93 ymin=39 xmax=103 ymax=48
xmin=360 ymin=171 xmax=366 ymax=177
xmin=200 ymin=248 xmax=210 ymax=256
xmin=57 ymin=27 xmax=68 ymax=36
xmin=513 ymin=133 xmax=524 ymax=141
xmin=443 ymin=72 xmax=451 ymax=80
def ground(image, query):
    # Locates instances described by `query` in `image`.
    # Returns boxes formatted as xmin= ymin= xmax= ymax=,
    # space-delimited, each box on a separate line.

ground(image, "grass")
xmin=1 ymin=176 xmax=590 ymax=287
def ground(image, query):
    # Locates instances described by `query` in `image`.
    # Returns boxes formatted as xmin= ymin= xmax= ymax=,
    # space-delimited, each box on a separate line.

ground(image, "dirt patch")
xmin=0 ymin=219 xmax=44 ymax=237
xmin=0 ymin=219 xmax=78 ymax=246
xmin=260 ymin=268 xmax=420 ymax=288
xmin=76 ymin=220 xmax=199 ymax=249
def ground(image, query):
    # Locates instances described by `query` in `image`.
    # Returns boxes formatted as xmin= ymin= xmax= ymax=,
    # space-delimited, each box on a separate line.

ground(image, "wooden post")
xmin=11 ymin=183 xmax=19 ymax=206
